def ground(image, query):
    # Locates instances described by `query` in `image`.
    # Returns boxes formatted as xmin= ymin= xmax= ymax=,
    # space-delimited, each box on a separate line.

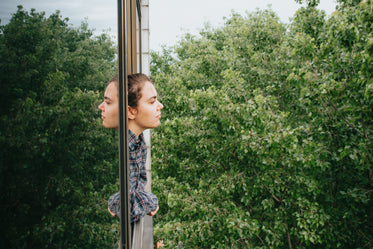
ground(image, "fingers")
xmin=148 ymin=206 xmax=159 ymax=216
xmin=108 ymin=207 xmax=117 ymax=217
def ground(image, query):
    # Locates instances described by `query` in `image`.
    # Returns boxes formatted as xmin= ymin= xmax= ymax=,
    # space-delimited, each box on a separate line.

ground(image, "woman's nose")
xmin=98 ymin=102 xmax=104 ymax=111
xmin=158 ymin=101 xmax=164 ymax=110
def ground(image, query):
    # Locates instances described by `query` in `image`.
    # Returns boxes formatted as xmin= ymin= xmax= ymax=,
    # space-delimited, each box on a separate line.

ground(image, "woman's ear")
xmin=128 ymin=106 xmax=137 ymax=120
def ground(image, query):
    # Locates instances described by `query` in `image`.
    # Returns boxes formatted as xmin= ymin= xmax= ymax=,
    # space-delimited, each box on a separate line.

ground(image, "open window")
xmin=117 ymin=0 xmax=151 ymax=248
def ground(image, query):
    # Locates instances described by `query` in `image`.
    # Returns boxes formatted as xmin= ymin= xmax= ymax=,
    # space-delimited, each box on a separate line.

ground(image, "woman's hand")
xmin=147 ymin=206 xmax=159 ymax=216
xmin=108 ymin=207 xmax=117 ymax=217
xmin=108 ymin=206 xmax=158 ymax=217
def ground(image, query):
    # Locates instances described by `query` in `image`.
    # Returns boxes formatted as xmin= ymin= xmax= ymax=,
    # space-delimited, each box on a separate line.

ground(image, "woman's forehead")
xmin=105 ymin=82 xmax=118 ymax=99
xmin=140 ymin=81 xmax=157 ymax=100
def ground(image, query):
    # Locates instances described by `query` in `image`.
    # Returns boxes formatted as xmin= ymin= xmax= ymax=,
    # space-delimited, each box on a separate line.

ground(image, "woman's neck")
xmin=128 ymin=121 xmax=144 ymax=137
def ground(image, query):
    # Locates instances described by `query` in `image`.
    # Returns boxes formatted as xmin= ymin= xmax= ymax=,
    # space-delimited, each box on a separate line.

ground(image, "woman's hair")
xmin=109 ymin=73 xmax=152 ymax=108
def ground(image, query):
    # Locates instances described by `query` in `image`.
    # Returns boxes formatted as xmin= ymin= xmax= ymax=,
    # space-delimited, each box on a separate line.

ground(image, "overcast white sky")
xmin=1 ymin=0 xmax=337 ymax=51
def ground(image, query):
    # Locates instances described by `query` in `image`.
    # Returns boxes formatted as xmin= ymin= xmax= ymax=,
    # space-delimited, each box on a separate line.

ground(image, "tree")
xmin=0 ymin=6 xmax=119 ymax=248
xmin=150 ymin=1 xmax=372 ymax=248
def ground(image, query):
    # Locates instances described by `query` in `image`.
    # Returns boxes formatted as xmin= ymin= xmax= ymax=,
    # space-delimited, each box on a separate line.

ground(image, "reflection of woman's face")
xmin=98 ymin=82 xmax=119 ymax=129
xmin=129 ymin=81 xmax=164 ymax=135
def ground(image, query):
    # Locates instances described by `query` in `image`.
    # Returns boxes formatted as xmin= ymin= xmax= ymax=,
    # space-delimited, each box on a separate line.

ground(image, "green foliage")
xmin=294 ymin=0 xmax=321 ymax=7
xmin=151 ymin=1 xmax=372 ymax=248
xmin=0 ymin=6 xmax=118 ymax=248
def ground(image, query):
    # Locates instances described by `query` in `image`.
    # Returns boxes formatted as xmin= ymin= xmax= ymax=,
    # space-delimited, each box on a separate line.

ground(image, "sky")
xmin=0 ymin=0 xmax=337 ymax=51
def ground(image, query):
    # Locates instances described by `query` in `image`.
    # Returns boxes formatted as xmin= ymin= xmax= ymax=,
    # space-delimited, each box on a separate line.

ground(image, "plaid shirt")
xmin=108 ymin=130 xmax=158 ymax=223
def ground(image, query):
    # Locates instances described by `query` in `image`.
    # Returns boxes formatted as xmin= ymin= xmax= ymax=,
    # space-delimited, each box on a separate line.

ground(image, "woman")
xmin=98 ymin=73 xmax=163 ymax=223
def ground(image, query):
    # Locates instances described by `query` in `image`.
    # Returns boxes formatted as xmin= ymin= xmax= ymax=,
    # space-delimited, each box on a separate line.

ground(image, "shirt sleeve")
xmin=108 ymin=192 xmax=120 ymax=217
xmin=130 ymin=189 xmax=158 ymax=223
xmin=108 ymin=190 xmax=158 ymax=223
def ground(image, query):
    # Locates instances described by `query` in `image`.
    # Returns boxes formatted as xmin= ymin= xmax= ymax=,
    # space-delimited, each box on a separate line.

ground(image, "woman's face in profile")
xmin=98 ymin=82 xmax=119 ymax=129
xmin=128 ymin=81 xmax=164 ymax=133
xmin=98 ymin=80 xmax=164 ymax=133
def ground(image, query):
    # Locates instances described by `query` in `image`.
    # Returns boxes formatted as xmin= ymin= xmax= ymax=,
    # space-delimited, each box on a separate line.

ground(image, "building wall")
xmin=139 ymin=1 xmax=154 ymax=248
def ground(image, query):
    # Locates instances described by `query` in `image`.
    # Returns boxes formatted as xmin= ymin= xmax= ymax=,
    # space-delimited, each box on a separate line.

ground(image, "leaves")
xmin=151 ymin=2 xmax=372 ymax=248
xmin=0 ymin=6 xmax=118 ymax=249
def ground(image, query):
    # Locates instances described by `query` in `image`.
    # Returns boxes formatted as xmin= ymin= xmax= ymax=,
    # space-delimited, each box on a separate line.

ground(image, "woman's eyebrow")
xmin=146 ymin=96 xmax=157 ymax=101
xmin=104 ymin=96 xmax=112 ymax=101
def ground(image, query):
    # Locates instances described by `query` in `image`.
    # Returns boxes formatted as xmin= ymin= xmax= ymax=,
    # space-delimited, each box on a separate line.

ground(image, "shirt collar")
xmin=128 ymin=129 xmax=144 ymax=151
